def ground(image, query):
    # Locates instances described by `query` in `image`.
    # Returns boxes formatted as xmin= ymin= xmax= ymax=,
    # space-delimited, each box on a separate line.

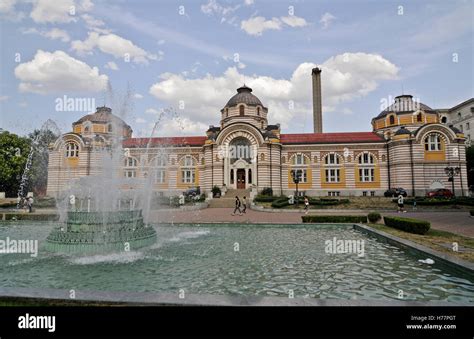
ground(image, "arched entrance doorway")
xmin=226 ymin=137 xmax=256 ymax=189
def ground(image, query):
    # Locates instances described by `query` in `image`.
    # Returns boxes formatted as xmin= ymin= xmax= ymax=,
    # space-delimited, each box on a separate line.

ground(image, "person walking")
xmin=397 ymin=194 xmax=406 ymax=213
xmin=304 ymin=196 xmax=309 ymax=214
xmin=232 ymin=196 xmax=242 ymax=216
xmin=242 ymin=196 xmax=247 ymax=214
xmin=26 ymin=196 xmax=34 ymax=213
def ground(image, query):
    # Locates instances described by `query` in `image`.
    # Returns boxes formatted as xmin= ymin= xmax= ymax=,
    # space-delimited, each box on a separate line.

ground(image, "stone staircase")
xmin=208 ymin=189 xmax=250 ymax=208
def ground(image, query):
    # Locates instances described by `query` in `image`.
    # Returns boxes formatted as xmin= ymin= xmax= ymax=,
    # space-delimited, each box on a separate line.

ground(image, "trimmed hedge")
xmin=302 ymin=215 xmax=367 ymax=223
xmin=383 ymin=216 xmax=430 ymax=235
xmin=4 ymin=213 xmax=58 ymax=221
xmin=260 ymin=187 xmax=273 ymax=196
xmin=254 ymin=195 xmax=280 ymax=202
xmin=367 ymin=212 xmax=381 ymax=223
xmin=271 ymin=198 xmax=290 ymax=208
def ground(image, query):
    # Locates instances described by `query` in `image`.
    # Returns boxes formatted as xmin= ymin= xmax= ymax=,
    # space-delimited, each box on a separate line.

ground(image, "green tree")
xmin=0 ymin=131 xmax=31 ymax=197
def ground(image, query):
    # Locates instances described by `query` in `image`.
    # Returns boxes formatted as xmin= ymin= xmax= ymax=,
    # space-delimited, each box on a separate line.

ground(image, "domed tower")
xmin=372 ymin=95 xmax=439 ymax=139
xmin=220 ymin=85 xmax=269 ymax=131
xmin=72 ymin=106 xmax=133 ymax=141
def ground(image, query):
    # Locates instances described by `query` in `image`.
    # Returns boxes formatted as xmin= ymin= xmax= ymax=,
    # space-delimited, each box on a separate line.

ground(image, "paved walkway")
xmin=152 ymin=208 xmax=474 ymax=238
xmin=4 ymin=206 xmax=472 ymax=238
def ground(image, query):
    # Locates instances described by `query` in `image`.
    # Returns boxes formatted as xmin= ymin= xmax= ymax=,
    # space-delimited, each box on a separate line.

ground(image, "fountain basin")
xmin=44 ymin=210 xmax=156 ymax=253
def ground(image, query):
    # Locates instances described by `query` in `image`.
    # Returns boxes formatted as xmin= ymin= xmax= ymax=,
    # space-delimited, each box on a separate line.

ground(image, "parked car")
xmin=384 ymin=188 xmax=408 ymax=197
xmin=183 ymin=186 xmax=200 ymax=198
xmin=426 ymin=188 xmax=454 ymax=198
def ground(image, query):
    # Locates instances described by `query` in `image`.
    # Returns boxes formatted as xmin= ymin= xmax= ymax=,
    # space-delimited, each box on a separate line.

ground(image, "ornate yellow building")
xmin=47 ymin=70 xmax=469 ymax=198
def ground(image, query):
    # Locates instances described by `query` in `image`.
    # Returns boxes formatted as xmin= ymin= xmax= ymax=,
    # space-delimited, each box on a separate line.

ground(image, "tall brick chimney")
xmin=312 ymin=67 xmax=323 ymax=133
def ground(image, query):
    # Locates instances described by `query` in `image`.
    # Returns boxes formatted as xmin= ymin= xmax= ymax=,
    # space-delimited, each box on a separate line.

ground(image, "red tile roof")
xmin=280 ymin=132 xmax=384 ymax=144
xmin=123 ymin=136 xmax=207 ymax=148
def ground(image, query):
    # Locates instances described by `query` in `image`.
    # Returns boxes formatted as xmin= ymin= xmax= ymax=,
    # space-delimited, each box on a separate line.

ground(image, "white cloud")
xmin=280 ymin=15 xmax=308 ymax=28
xmin=104 ymin=61 xmax=119 ymax=70
xmin=0 ymin=0 xmax=24 ymax=21
xmin=320 ymin=12 xmax=336 ymax=29
xmin=14 ymin=50 xmax=108 ymax=94
xmin=0 ymin=95 xmax=9 ymax=101
xmin=71 ymin=32 xmax=157 ymax=64
xmin=135 ymin=117 xmax=146 ymax=123
xmin=30 ymin=0 xmax=93 ymax=24
xmin=23 ymin=27 xmax=70 ymax=42
xmin=201 ymin=0 xmax=239 ymax=17
xmin=244 ymin=0 xmax=254 ymax=5
xmin=240 ymin=16 xmax=282 ymax=36
xmin=241 ymin=14 xmax=308 ymax=36
xmin=148 ymin=53 xmax=398 ymax=132
xmin=133 ymin=93 xmax=143 ymax=99
xmin=145 ymin=108 xmax=159 ymax=114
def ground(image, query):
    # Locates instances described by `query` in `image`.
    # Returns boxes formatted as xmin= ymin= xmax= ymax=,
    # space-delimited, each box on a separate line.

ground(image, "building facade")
xmin=47 ymin=70 xmax=469 ymax=198
xmin=438 ymin=98 xmax=474 ymax=147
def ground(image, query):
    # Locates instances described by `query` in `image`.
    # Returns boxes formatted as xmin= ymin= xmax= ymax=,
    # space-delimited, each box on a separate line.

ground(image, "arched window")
xmin=325 ymin=153 xmax=340 ymax=165
xmin=358 ymin=153 xmax=375 ymax=182
xmin=389 ymin=115 xmax=395 ymax=125
xmin=65 ymin=142 xmax=79 ymax=158
xmin=257 ymin=107 xmax=260 ymax=116
xmin=181 ymin=155 xmax=196 ymax=184
xmin=239 ymin=105 xmax=245 ymax=116
xmin=290 ymin=153 xmax=308 ymax=183
xmin=441 ymin=116 xmax=447 ymax=124
xmin=358 ymin=153 xmax=374 ymax=165
xmin=416 ymin=113 xmax=423 ymax=122
xmin=123 ymin=157 xmax=138 ymax=178
xmin=425 ymin=134 xmax=442 ymax=151
xmin=260 ymin=153 xmax=265 ymax=161
xmin=294 ymin=153 xmax=305 ymax=165
xmin=108 ymin=124 xmax=113 ymax=132
xmin=324 ymin=153 xmax=341 ymax=183
xmin=226 ymin=108 xmax=229 ymax=117
xmin=152 ymin=156 xmax=167 ymax=183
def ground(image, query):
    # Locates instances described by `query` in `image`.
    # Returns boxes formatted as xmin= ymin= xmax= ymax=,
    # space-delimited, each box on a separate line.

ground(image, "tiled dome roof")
xmin=73 ymin=106 xmax=131 ymax=129
xmin=376 ymin=95 xmax=435 ymax=119
xmin=226 ymin=85 xmax=263 ymax=107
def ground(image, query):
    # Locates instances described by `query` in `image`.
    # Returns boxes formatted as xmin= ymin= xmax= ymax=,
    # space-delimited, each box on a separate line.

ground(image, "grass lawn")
xmin=367 ymin=223 xmax=474 ymax=263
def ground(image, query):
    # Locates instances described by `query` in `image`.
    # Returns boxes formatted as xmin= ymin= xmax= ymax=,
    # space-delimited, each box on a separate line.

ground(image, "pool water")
xmin=1 ymin=222 xmax=473 ymax=302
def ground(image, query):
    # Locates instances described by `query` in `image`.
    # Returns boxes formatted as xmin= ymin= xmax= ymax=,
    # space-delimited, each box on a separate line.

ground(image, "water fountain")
xmin=43 ymin=86 xmax=159 ymax=254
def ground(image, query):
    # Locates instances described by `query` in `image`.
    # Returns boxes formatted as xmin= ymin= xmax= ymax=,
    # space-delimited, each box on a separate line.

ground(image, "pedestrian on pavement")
xmin=232 ymin=196 xmax=242 ymax=216
xmin=304 ymin=196 xmax=309 ymax=214
xmin=242 ymin=196 xmax=247 ymax=214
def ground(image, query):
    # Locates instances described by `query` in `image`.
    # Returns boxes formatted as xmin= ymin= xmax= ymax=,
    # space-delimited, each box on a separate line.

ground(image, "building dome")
xmin=73 ymin=106 xmax=131 ymax=128
xmin=376 ymin=95 xmax=435 ymax=119
xmin=225 ymin=85 xmax=263 ymax=107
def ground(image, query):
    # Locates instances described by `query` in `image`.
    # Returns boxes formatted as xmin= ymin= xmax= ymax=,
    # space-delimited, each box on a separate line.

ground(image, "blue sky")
xmin=0 ymin=0 xmax=472 ymax=137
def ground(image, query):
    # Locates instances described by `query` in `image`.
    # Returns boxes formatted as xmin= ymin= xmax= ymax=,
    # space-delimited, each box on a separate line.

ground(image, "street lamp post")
xmin=444 ymin=166 xmax=461 ymax=197
xmin=292 ymin=170 xmax=301 ymax=206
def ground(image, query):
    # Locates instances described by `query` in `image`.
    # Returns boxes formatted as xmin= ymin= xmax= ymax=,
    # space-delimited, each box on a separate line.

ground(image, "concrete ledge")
xmin=0 ymin=287 xmax=469 ymax=306
xmin=354 ymin=224 xmax=474 ymax=276
xmin=179 ymin=202 xmax=209 ymax=211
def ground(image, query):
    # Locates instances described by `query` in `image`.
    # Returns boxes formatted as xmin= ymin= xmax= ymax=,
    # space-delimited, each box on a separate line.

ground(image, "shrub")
xmin=271 ymin=197 xmax=290 ymax=208
xmin=212 ymin=186 xmax=221 ymax=197
xmin=470 ymin=210 xmax=474 ymax=216
xmin=254 ymin=195 xmax=280 ymax=202
xmin=368 ymin=212 xmax=381 ymax=223
xmin=261 ymin=187 xmax=273 ymax=196
xmin=383 ymin=216 xmax=430 ymax=235
xmin=302 ymin=215 xmax=367 ymax=223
